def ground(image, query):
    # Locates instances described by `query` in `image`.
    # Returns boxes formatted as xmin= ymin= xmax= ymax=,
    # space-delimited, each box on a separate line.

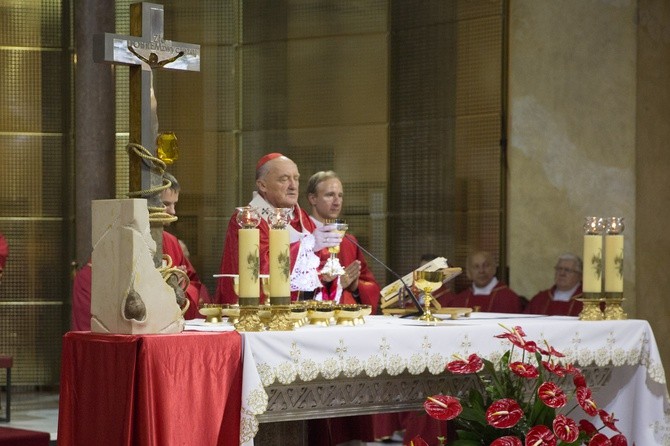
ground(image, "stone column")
xmin=74 ymin=0 xmax=116 ymax=267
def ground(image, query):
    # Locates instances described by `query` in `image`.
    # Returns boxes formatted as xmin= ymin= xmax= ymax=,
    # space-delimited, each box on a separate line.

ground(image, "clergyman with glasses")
xmin=525 ymin=253 xmax=583 ymax=316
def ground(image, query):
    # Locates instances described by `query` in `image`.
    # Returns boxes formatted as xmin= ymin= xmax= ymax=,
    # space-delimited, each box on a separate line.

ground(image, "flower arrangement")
xmin=413 ymin=325 xmax=629 ymax=446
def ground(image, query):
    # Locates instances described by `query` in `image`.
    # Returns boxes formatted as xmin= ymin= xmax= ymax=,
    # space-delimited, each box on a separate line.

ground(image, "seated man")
xmin=160 ymin=172 xmax=211 ymax=319
xmin=446 ymin=250 xmax=524 ymax=313
xmin=525 ymin=253 xmax=583 ymax=316
xmin=306 ymin=171 xmax=381 ymax=314
xmin=215 ymin=153 xmax=341 ymax=304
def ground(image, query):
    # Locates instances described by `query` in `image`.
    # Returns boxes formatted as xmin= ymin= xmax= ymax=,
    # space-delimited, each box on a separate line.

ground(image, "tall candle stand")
xmin=267 ymin=208 xmax=294 ymax=331
xmin=578 ymin=216 xmax=604 ymax=321
xmin=603 ymin=217 xmax=627 ymax=320
xmin=235 ymin=206 xmax=264 ymax=332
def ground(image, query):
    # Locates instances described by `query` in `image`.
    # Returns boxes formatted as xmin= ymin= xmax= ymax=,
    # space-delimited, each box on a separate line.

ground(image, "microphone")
xmin=344 ymin=234 xmax=424 ymax=318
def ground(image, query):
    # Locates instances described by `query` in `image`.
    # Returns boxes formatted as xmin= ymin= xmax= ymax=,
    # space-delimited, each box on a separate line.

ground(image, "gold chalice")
xmin=414 ymin=270 xmax=443 ymax=323
xmin=320 ymin=219 xmax=348 ymax=276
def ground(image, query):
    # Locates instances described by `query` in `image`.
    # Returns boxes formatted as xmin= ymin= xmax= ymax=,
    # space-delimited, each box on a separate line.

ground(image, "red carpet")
xmin=0 ymin=426 xmax=50 ymax=446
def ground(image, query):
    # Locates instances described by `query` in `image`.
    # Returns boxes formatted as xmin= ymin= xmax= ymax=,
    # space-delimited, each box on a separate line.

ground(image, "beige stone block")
xmin=90 ymin=199 xmax=184 ymax=334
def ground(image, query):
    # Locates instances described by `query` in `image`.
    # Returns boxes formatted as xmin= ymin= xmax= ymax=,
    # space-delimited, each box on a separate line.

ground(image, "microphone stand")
xmin=344 ymin=234 xmax=424 ymax=318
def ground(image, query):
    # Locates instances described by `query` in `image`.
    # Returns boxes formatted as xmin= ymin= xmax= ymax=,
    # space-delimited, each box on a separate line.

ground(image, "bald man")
xmin=445 ymin=250 xmax=524 ymax=313
xmin=215 ymin=153 xmax=342 ymax=304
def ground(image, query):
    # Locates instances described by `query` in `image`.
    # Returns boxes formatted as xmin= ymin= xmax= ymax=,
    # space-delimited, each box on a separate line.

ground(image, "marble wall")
xmin=509 ymin=0 xmax=670 ymax=372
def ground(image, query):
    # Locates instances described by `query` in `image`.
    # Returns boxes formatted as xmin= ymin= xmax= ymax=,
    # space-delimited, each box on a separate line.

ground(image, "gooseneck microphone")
xmin=344 ymin=234 xmax=424 ymax=317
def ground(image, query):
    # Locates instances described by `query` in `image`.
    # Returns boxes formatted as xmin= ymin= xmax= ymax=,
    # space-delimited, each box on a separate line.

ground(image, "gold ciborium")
xmin=320 ymin=219 xmax=348 ymax=276
xmin=414 ymin=270 xmax=443 ymax=323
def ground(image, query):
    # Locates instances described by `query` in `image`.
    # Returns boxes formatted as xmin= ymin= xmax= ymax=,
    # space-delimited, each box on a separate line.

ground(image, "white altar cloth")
xmin=187 ymin=314 xmax=670 ymax=445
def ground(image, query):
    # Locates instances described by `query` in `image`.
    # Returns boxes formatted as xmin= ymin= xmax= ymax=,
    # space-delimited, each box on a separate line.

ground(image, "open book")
xmin=379 ymin=257 xmax=462 ymax=309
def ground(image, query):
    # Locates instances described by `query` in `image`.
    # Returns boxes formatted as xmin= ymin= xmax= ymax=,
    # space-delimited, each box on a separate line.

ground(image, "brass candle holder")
xmin=604 ymin=293 xmax=627 ymax=320
xmin=577 ymin=293 xmax=604 ymax=321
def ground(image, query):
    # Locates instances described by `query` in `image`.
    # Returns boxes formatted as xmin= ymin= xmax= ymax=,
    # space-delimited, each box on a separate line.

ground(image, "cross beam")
xmin=93 ymin=2 xmax=200 ymax=264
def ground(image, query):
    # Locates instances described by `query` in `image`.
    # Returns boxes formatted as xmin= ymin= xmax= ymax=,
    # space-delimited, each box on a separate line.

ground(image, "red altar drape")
xmin=58 ymin=331 xmax=243 ymax=446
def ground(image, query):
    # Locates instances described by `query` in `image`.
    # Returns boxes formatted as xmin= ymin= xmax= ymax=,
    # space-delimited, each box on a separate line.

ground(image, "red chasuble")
xmin=163 ymin=231 xmax=211 ymax=319
xmin=215 ymin=205 xmax=317 ymax=304
xmin=446 ymin=282 xmax=525 ymax=313
xmin=525 ymin=285 xmax=583 ymax=316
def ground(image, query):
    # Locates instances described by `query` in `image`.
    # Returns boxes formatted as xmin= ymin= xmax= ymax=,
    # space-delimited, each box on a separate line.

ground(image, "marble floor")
xmin=0 ymin=388 xmax=402 ymax=446
xmin=0 ymin=387 xmax=59 ymax=443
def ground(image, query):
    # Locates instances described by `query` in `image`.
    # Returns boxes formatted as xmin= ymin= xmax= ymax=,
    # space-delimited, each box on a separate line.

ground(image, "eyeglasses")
xmin=554 ymin=266 xmax=580 ymax=274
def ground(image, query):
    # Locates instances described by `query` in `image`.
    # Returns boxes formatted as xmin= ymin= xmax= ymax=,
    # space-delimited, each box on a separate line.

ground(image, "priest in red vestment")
xmin=525 ymin=253 xmax=583 ymax=316
xmin=445 ymin=250 xmax=524 ymax=313
xmin=306 ymin=170 xmax=381 ymax=314
xmin=214 ymin=153 xmax=343 ymax=304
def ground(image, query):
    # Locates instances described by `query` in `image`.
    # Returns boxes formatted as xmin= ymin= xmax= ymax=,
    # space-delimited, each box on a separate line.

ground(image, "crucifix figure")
xmin=93 ymin=2 xmax=200 ymax=266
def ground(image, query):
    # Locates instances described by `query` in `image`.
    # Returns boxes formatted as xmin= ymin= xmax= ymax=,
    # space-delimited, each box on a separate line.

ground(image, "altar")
xmin=58 ymin=314 xmax=670 ymax=446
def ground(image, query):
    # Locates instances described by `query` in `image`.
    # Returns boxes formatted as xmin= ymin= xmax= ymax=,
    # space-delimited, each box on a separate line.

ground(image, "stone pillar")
xmin=74 ymin=0 xmax=115 ymax=267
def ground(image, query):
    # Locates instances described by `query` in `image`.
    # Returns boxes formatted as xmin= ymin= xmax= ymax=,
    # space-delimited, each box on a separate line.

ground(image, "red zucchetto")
xmin=256 ymin=152 xmax=284 ymax=171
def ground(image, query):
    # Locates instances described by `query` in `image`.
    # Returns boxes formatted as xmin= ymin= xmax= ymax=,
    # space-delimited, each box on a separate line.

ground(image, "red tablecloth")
xmin=57 ymin=331 xmax=243 ymax=446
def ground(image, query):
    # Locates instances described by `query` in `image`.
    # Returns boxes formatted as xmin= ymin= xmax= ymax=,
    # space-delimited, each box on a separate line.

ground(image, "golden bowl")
xmin=199 ymin=304 xmax=223 ymax=323
xmin=307 ymin=308 xmax=335 ymax=326
xmin=335 ymin=305 xmax=361 ymax=326
xmin=221 ymin=304 xmax=240 ymax=324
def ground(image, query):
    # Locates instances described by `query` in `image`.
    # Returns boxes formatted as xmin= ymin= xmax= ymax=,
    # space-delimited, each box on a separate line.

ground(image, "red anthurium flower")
xmin=610 ymin=434 xmax=628 ymax=446
xmin=491 ymin=436 xmax=523 ymax=446
xmin=525 ymin=425 xmax=557 ymax=446
xmin=409 ymin=436 xmax=429 ymax=446
xmin=563 ymin=363 xmax=581 ymax=375
xmin=576 ymin=386 xmax=599 ymax=416
xmin=446 ymin=353 xmax=484 ymax=374
xmin=542 ymin=360 xmax=566 ymax=377
xmin=579 ymin=419 xmax=598 ymax=436
xmin=573 ymin=371 xmax=587 ymax=388
xmin=495 ymin=325 xmax=540 ymax=353
xmin=552 ymin=414 xmax=579 ymax=443
xmin=538 ymin=382 xmax=567 ymax=408
xmin=588 ymin=433 xmax=612 ymax=446
xmin=538 ymin=342 xmax=565 ymax=358
xmin=495 ymin=325 xmax=527 ymax=345
xmin=423 ymin=395 xmax=463 ymax=421
xmin=598 ymin=409 xmax=621 ymax=432
xmin=486 ymin=398 xmax=524 ymax=429
xmin=509 ymin=361 xmax=539 ymax=378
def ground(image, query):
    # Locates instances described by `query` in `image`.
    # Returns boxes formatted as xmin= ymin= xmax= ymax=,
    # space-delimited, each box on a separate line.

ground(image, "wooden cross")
xmin=93 ymin=2 xmax=200 ymax=264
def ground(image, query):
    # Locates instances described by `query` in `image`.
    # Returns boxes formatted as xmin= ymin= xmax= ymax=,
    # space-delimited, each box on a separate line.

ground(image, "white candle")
xmin=238 ymin=228 xmax=259 ymax=298
xmin=604 ymin=234 xmax=624 ymax=293
xmin=583 ymin=234 xmax=602 ymax=293
xmin=269 ymin=228 xmax=290 ymax=299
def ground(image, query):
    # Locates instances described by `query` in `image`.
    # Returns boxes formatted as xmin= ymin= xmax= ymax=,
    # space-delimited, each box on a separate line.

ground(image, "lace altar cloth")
xmin=186 ymin=314 xmax=670 ymax=446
